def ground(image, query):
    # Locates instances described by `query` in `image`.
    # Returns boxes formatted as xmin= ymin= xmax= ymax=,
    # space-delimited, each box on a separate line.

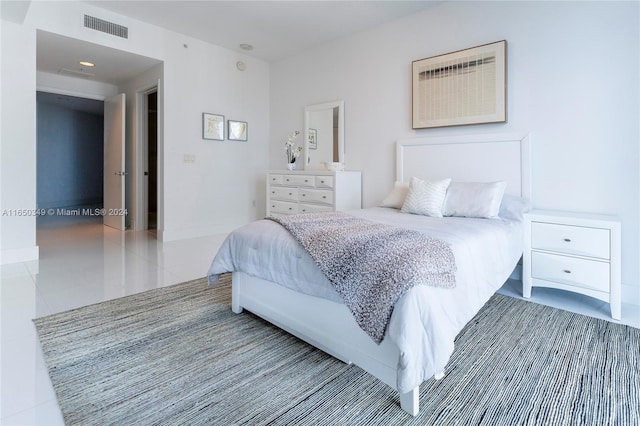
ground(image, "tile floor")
xmin=1 ymin=216 xmax=638 ymax=425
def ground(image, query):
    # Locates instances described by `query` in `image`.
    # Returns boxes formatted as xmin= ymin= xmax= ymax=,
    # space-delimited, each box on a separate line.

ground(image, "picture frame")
xmin=203 ymin=113 xmax=224 ymax=140
xmin=412 ymin=40 xmax=507 ymax=129
xmin=308 ymin=128 xmax=317 ymax=150
xmin=228 ymin=120 xmax=248 ymax=141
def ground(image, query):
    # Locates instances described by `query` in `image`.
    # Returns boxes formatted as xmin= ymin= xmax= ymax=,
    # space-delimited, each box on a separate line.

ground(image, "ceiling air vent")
xmin=84 ymin=14 xmax=128 ymax=39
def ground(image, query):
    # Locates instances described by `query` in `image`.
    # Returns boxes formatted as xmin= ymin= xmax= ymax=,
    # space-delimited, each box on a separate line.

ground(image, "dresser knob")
xmin=289 ymin=193 xmax=292 ymax=195
xmin=302 ymin=194 xmax=306 ymax=197
xmin=563 ymin=269 xmax=571 ymax=274
xmin=322 ymin=196 xmax=327 ymax=199
xmin=563 ymin=238 xmax=571 ymax=242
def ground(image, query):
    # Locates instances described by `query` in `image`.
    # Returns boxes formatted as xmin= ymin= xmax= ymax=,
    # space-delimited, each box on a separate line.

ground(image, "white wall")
xmin=0 ymin=1 xmax=270 ymax=263
xmin=270 ymin=1 xmax=640 ymax=303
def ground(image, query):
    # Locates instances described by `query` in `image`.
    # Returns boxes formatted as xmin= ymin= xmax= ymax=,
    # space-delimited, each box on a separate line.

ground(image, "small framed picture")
xmin=308 ymin=128 xmax=317 ymax=150
xmin=228 ymin=120 xmax=248 ymax=141
xmin=203 ymin=113 xmax=224 ymax=140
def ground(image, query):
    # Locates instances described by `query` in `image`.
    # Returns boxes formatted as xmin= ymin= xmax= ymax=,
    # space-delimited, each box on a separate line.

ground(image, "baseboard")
xmin=1 ymin=245 xmax=39 ymax=264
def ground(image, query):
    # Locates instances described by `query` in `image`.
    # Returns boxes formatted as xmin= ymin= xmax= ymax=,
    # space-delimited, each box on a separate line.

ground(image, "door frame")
xmin=134 ymin=81 xmax=162 ymax=232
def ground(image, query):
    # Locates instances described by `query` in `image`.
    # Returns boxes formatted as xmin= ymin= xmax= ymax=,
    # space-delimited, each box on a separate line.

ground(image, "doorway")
xmin=35 ymin=91 xmax=105 ymax=228
xmin=146 ymin=90 xmax=158 ymax=230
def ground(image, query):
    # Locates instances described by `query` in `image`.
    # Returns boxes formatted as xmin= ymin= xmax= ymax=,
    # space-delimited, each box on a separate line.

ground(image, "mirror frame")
xmin=303 ymin=100 xmax=344 ymax=170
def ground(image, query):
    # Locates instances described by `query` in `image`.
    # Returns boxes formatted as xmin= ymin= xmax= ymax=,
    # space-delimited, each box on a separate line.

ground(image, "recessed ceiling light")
xmin=79 ymin=61 xmax=95 ymax=67
xmin=239 ymin=43 xmax=253 ymax=51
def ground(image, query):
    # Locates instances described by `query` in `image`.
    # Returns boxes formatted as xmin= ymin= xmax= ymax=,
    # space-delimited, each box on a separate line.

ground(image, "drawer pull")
xmin=302 ymin=194 xmax=306 ymax=197
xmin=289 ymin=207 xmax=293 ymax=210
xmin=271 ymin=191 xmax=275 ymax=194
xmin=320 ymin=180 xmax=325 ymax=183
xmin=563 ymin=238 xmax=571 ymax=242
xmin=288 ymin=192 xmax=292 ymax=195
xmin=563 ymin=269 xmax=572 ymax=274
xmin=322 ymin=196 xmax=327 ymax=199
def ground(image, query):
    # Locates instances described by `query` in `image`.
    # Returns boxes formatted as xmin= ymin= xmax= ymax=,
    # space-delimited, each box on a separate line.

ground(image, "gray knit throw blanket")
xmin=267 ymin=212 xmax=456 ymax=343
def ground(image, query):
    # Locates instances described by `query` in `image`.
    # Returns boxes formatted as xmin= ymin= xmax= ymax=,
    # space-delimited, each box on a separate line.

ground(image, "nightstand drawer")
xmin=531 ymin=222 xmax=610 ymax=259
xmin=531 ymin=251 xmax=610 ymax=293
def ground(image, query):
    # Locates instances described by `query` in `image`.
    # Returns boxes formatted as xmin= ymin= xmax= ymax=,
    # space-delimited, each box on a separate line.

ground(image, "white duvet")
xmin=207 ymin=206 xmax=524 ymax=393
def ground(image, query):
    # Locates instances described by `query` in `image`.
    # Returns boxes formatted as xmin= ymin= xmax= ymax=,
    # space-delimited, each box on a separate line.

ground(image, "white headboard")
xmin=396 ymin=133 xmax=531 ymax=199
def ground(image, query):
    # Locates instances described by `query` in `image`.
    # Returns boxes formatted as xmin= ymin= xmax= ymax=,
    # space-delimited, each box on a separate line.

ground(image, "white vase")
xmin=287 ymin=162 xmax=296 ymax=171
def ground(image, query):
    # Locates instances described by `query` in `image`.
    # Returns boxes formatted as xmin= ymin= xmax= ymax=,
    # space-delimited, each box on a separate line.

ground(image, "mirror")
xmin=303 ymin=100 xmax=344 ymax=170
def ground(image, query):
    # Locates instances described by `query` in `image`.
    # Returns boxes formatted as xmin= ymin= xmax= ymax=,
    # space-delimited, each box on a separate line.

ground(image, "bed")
xmin=207 ymin=133 xmax=532 ymax=415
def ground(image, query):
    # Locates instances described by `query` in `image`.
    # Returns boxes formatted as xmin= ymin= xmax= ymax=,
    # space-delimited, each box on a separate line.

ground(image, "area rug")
xmin=34 ymin=275 xmax=640 ymax=425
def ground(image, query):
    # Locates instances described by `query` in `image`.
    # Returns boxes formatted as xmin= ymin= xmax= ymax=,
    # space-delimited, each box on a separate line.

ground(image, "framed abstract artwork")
xmin=203 ymin=113 xmax=224 ymax=140
xmin=308 ymin=128 xmax=317 ymax=150
xmin=228 ymin=120 xmax=248 ymax=141
xmin=412 ymin=40 xmax=507 ymax=129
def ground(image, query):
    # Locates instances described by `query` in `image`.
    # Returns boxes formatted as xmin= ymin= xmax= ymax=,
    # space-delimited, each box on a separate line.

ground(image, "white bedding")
xmin=207 ymin=206 xmax=524 ymax=393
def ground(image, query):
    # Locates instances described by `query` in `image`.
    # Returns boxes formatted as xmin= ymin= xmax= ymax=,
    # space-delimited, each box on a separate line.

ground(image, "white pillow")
xmin=380 ymin=181 xmax=409 ymax=209
xmin=400 ymin=177 xmax=451 ymax=217
xmin=443 ymin=181 xmax=507 ymax=219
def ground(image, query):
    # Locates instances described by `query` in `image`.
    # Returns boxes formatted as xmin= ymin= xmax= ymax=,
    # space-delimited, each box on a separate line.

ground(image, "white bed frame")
xmin=232 ymin=133 xmax=531 ymax=415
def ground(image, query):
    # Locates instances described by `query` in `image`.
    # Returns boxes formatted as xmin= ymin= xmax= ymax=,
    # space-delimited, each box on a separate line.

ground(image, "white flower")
xmin=284 ymin=130 xmax=301 ymax=163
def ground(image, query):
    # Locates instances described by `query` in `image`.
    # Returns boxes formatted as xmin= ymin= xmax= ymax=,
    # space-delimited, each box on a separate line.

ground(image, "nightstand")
xmin=523 ymin=210 xmax=621 ymax=320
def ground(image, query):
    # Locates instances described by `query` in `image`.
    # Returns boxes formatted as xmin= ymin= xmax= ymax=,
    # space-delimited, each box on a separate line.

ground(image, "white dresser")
xmin=523 ymin=210 xmax=621 ymax=319
xmin=266 ymin=170 xmax=361 ymax=215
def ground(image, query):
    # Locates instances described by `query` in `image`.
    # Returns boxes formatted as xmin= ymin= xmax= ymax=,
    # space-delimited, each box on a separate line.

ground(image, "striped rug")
xmin=34 ymin=275 xmax=640 ymax=425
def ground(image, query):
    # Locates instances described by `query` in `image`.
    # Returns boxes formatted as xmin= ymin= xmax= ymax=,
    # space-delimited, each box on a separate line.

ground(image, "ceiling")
xmin=87 ymin=1 xmax=439 ymax=62
xmin=35 ymin=1 xmax=439 ymax=87
xmin=37 ymin=30 xmax=163 ymax=86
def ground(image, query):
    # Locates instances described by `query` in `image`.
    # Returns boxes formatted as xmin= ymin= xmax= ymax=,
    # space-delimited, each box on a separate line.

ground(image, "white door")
xmin=104 ymin=93 xmax=126 ymax=230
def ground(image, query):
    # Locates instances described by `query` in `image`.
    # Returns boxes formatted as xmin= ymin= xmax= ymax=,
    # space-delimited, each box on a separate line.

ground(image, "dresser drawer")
xmin=315 ymin=176 xmax=334 ymax=188
xmin=282 ymin=175 xmax=315 ymax=187
xmin=299 ymin=203 xmax=334 ymax=214
xmin=268 ymin=200 xmax=298 ymax=214
xmin=268 ymin=174 xmax=284 ymax=185
xmin=531 ymin=222 xmax=610 ymax=259
xmin=531 ymin=251 xmax=610 ymax=293
xmin=299 ymin=188 xmax=334 ymax=205
xmin=269 ymin=186 xmax=298 ymax=201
